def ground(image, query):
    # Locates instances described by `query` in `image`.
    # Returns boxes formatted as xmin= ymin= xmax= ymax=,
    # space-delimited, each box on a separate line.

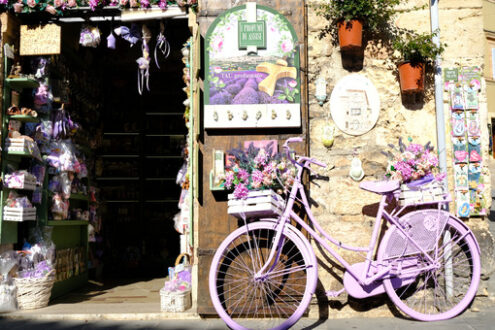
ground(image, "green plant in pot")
xmin=393 ymin=30 xmax=445 ymax=94
xmin=316 ymin=0 xmax=402 ymax=51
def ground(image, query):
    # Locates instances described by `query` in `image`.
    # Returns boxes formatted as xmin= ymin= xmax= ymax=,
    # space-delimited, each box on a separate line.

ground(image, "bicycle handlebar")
xmin=283 ymin=137 xmax=327 ymax=169
xmin=283 ymin=137 xmax=303 ymax=149
xmin=283 ymin=137 xmax=303 ymax=164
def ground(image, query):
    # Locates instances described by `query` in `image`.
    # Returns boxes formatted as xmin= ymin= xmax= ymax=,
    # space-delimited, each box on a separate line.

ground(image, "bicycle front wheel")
xmin=209 ymin=221 xmax=317 ymax=330
xmin=380 ymin=213 xmax=480 ymax=321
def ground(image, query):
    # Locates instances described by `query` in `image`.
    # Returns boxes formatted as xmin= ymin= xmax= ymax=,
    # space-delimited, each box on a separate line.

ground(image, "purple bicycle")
xmin=209 ymin=137 xmax=481 ymax=329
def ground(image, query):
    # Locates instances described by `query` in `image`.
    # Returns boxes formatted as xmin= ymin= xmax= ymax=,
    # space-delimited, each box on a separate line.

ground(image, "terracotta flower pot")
xmin=398 ymin=62 xmax=425 ymax=94
xmin=337 ymin=19 xmax=363 ymax=51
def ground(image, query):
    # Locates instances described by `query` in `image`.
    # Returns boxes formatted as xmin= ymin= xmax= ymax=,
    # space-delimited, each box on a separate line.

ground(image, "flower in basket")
xmin=384 ymin=138 xmax=444 ymax=184
xmin=224 ymin=143 xmax=297 ymax=199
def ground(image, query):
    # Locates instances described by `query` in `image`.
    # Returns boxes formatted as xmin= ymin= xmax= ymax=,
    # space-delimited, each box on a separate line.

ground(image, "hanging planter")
xmin=316 ymin=0 xmax=403 ymax=57
xmin=337 ymin=20 xmax=363 ymax=51
xmin=398 ymin=62 xmax=425 ymax=94
xmin=393 ymin=30 xmax=446 ymax=95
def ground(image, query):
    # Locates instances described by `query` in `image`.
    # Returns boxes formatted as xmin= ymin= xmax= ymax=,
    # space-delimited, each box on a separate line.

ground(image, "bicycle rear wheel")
xmin=380 ymin=212 xmax=480 ymax=321
xmin=209 ymin=221 xmax=317 ymax=330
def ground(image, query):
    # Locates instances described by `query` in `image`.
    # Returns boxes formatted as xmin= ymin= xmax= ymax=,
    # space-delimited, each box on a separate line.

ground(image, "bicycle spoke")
xmin=266 ymin=264 xmax=310 ymax=278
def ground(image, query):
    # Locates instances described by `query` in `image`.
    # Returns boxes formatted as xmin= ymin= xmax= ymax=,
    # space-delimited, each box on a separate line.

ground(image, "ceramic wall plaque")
xmin=204 ymin=3 xmax=301 ymax=129
xmin=329 ymin=74 xmax=380 ymax=136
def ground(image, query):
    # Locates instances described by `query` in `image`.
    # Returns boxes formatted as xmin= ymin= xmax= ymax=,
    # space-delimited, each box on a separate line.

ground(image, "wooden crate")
xmin=4 ymin=172 xmax=37 ymax=190
xmin=3 ymin=206 xmax=36 ymax=222
xmin=399 ymin=181 xmax=446 ymax=206
xmin=228 ymin=190 xmax=285 ymax=219
xmin=6 ymin=138 xmax=41 ymax=159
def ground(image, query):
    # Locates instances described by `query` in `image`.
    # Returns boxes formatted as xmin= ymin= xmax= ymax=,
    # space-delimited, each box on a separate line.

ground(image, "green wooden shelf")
xmin=8 ymin=115 xmax=40 ymax=123
xmin=6 ymin=77 xmax=39 ymax=90
xmin=47 ymin=220 xmax=89 ymax=226
xmin=7 ymin=150 xmax=38 ymax=159
xmin=69 ymin=193 xmax=89 ymax=201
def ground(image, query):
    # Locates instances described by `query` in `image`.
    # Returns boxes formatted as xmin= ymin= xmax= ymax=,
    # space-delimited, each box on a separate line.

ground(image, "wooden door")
xmin=196 ymin=0 xmax=308 ymax=314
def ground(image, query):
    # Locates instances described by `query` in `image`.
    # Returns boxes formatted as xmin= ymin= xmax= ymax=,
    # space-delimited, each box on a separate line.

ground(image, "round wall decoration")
xmin=329 ymin=74 xmax=380 ymax=136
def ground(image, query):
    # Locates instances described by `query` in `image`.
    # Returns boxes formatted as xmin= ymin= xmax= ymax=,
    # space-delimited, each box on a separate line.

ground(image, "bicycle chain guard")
xmin=343 ymin=261 xmax=417 ymax=299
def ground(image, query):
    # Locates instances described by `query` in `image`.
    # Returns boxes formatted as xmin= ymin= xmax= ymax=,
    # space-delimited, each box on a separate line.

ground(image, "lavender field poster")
xmin=204 ymin=5 xmax=301 ymax=129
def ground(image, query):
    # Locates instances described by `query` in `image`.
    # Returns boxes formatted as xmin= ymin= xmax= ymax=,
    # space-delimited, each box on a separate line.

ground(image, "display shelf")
xmin=2 ymin=185 xmax=36 ymax=192
xmin=7 ymin=115 xmax=40 ymax=123
xmin=7 ymin=150 xmax=39 ymax=159
xmin=144 ymin=177 xmax=176 ymax=181
xmin=5 ymin=77 xmax=39 ymax=90
xmin=105 ymin=200 xmax=140 ymax=203
xmin=47 ymin=220 xmax=89 ymax=226
xmin=145 ymin=200 xmax=180 ymax=203
xmin=69 ymin=193 xmax=89 ymax=201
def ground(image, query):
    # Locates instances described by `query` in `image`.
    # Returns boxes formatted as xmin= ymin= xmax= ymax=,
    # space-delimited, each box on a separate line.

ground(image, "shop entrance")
xmin=96 ymin=20 xmax=189 ymax=282
xmin=42 ymin=17 xmax=190 ymax=307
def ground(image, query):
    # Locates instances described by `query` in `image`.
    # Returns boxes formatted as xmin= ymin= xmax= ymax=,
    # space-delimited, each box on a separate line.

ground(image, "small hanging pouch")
xmin=80 ymin=25 xmax=101 ymax=48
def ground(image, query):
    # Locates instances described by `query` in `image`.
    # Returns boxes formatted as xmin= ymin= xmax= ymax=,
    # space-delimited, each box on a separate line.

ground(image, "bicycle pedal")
xmin=325 ymin=289 xmax=345 ymax=297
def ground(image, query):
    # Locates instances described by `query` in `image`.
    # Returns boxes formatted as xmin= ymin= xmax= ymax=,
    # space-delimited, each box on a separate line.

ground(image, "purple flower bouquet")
xmin=384 ymin=138 xmax=445 ymax=184
xmin=223 ymin=143 xmax=297 ymax=199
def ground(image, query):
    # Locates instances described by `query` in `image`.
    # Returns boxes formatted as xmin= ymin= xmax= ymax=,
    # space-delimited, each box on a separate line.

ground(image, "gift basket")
xmin=160 ymin=253 xmax=192 ymax=312
xmin=13 ymin=227 xmax=56 ymax=310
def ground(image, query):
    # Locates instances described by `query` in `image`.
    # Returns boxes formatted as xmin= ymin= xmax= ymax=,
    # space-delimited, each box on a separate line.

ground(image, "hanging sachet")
xmin=79 ymin=25 xmax=101 ymax=48
xmin=137 ymin=24 xmax=152 ymax=95
xmin=114 ymin=24 xmax=141 ymax=47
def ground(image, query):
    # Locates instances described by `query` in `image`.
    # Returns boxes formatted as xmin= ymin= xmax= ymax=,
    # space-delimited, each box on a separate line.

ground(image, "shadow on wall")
xmin=318 ymin=25 xmax=436 ymax=109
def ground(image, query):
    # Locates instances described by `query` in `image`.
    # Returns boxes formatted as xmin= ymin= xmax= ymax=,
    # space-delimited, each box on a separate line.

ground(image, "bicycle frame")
xmin=254 ymin=157 xmax=447 ymax=287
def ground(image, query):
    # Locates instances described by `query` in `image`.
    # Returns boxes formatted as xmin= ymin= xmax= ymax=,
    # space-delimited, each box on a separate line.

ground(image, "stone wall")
xmin=307 ymin=0 xmax=494 ymax=318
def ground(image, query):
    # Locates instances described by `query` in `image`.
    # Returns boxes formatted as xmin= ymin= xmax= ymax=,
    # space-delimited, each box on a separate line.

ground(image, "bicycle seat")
xmin=360 ymin=180 xmax=400 ymax=195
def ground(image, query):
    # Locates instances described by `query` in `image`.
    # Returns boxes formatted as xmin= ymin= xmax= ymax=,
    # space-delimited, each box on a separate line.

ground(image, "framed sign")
xmin=204 ymin=3 xmax=301 ymax=129
xmin=329 ymin=74 xmax=380 ymax=136
xmin=20 ymin=24 xmax=61 ymax=56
